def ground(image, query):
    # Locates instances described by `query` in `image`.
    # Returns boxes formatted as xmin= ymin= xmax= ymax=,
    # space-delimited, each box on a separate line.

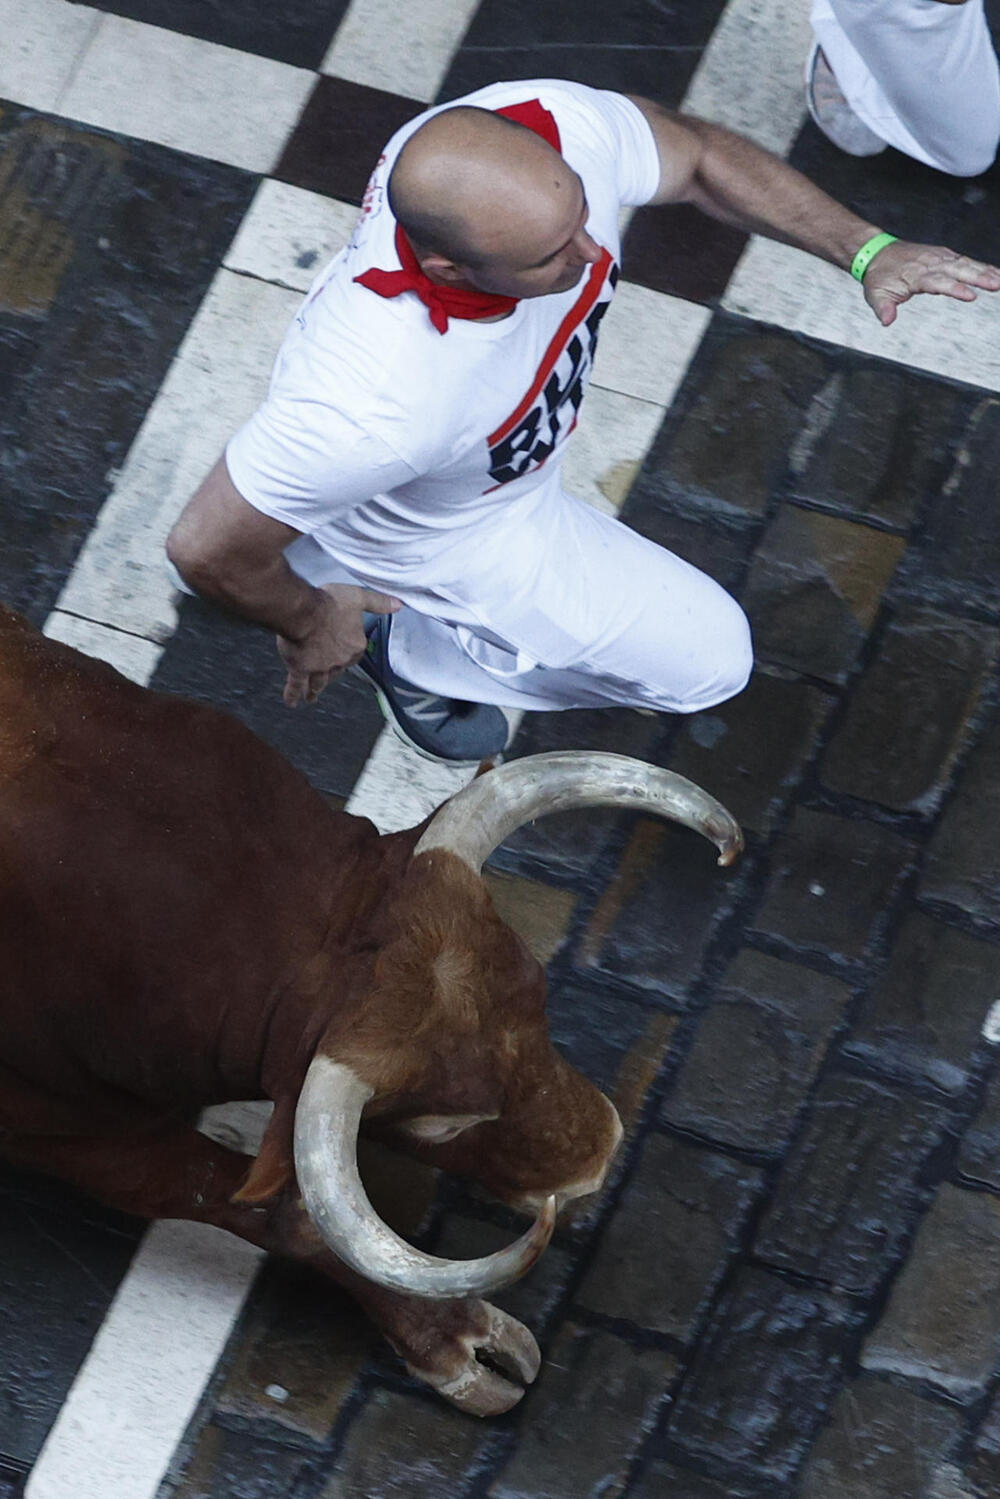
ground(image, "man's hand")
xmin=862 ymin=240 xmax=1000 ymax=326
xmin=278 ymin=583 xmax=400 ymax=707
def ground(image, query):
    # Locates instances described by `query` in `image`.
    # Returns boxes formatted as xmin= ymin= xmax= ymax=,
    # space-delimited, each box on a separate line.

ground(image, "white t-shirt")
xmin=226 ymin=79 xmax=661 ymax=584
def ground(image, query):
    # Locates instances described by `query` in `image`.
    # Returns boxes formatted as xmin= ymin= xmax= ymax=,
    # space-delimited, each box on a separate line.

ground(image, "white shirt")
xmin=225 ymin=79 xmax=661 ymax=584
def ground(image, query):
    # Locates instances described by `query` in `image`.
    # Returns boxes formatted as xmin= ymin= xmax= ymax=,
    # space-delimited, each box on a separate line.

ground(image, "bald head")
xmin=388 ymin=106 xmax=586 ymax=275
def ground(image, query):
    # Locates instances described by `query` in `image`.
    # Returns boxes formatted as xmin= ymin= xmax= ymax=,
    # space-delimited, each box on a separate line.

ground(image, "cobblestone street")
xmin=3 ymin=1 xmax=1000 ymax=1496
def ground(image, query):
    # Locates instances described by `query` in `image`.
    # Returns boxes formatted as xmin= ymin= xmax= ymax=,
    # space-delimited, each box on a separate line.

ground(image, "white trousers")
xmin=282 ymin=479 xmax=753 ymax=716
xmin=811 ymin=0 xmax=1000 ymax=174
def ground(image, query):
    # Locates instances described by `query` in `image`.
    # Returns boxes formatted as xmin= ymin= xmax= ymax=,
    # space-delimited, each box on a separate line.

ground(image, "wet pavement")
xmin=3 ymin=0 xmax=1000 ymax=1495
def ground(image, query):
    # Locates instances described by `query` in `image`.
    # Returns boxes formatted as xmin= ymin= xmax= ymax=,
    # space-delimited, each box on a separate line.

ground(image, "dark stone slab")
xmin=912 ymin=397 xmax=1000 ymax=616
xmin=151 ymin=598 xmax=383 ymax=803
xmin=971 ymin=1387 xmax=1000 ymax=1499
xmin=750 ymin=808 xmax=916 ymax=966
xmin=668 ymin=669 xmax=833 ymax=836
xmin=789 ymin=115 xmax=1000 ymax=266
xmin=621 ymin=204 xmax=748 ymax=304
xmin=662 ymin=950 xmax=850 ymax=1155
xmin=275 ymin=77 xmax=423 ymax=205
xmin=574 ymin=817 xmax=742 ymax=1001
xmin=921 ymin=722 xmax=1000 ymax=925
xmin=0 ymin=1469 xmax=23 ymax=1499
xmin=629 ymin=325 xmax=830 ymax=523
xmin=488 ymin=1324 xmax=678 ymax=1499
xmin=83 ymin=0 xmax=350 ymax=68
xmin=789 ymin=365 xmax=967 ymax=531
xmin=0 ymin=1166 xmax=141 ymax=1467
xmin=669 ymin=1267 xmax=864 ymax=1481
xmin=317 ymin=1388 xmax=490 ymax=1498
xmin=619 ymin=505 xmax=752 ymax=596
xmin=213 ymin=1261 xmax=380 ymax=1442
xmin=437 ymin=0 xmax=729 ymax=104
xmin=489 ymin=708 xmax=662 ymax=885
xmin=843 ymin=911 xmax=1000 ymax=1095
xmin=431 ymin=1217 xmax=573 ymax=1331
xmin=798 ymin=1376 xmax=962 ymax=1499
xmin=170 ymin=1423 xmax=311 ymax=1498
xmin=626 ymin=1462 xmax=759 ymax=1499
xmin=742 ymin=506 xmax=905 ymax=685
xmin=753 ymin=1074 xmax=950 ymax=1294
xmin=862 ymin=1183 xmax=1000 ymax=1401
xmin=576 ymin=1132 xmax=763 ymax=1340
xmin=0 ymin=110 xmax=254 ymax=625
xmin=821 ymin=610 xmax=1000 ymax=815
xmin=958 ymin=1070 xmax=1000 ymax=1191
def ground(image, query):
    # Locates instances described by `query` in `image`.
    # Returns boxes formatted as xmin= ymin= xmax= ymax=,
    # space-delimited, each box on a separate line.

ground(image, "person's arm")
xmin=626 ymin=95 xmax=1000 ymax=326
xmin=167 ymin=455 xmax=399 ymax=707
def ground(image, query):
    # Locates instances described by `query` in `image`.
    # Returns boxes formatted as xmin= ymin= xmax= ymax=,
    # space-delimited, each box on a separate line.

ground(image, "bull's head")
xmin=293 ymin=752 xmax=741 ymax=1299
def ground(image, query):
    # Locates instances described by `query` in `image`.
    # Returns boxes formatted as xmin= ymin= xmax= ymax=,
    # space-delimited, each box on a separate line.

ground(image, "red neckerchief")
xmin=354 ymin=100 xmax=563 ymax=335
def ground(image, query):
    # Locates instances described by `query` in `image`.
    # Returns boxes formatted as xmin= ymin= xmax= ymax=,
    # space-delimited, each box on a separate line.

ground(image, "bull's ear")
xmin=399 ymin=1111 xmax=499 ymax=1145
xmin=231 ymin=1097 xmax=295 ymax=1204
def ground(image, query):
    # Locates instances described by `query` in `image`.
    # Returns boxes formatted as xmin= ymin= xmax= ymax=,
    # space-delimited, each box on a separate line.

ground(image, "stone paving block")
xmin=151 ymin=598 xmax=383 ymax=803
xmin=971 ymin=1387 xmax=1000 ymax=1498
xmin=167 ymin=1422 xmax=309 ymax=1498
xmin=959 ymin=1070 xmax=1000 ymax=1191
xmin=487 ymin=1323 xmax=678 ymax=1499
xmin=482 ymin=871 xmax=577 ymax=968
xmin=0 ymin=1469 xmax=22 ymax=1499
xmin=430 ymin=1217 xmax=574 ymax=1332
xmin=921 ymin=722 xmax=1000 ymax=926
xmin=750 ymin=808 xmax=916 ymax=965
xmin=575 ymin=1132 xmax=763 ymax=1340
xmin=620 ymin=202 xmax=748 ymax=304
xmin=318 ymin=1387 xmax=489 ymax=1499
xmin=213 ymin=1260 xmax=382 ymax=1442
xmin=630 ymin=326 xmax=829 ymax=522
xmin=574 ymin=817 xmax=741 ymax=1000
xmin=669 ymin=1267 xmax=864 ymax=1481
xmin=668 ymin=669 xmax=833 ymax=836
xmin=0 ymin=109 xmax=254 ymax=624
xmin=662 ymin=950 xmax=851 ymax=1154
xmin=862 ymin=1183 xmax=1000 ymax=1400
xmin=798 ymin=1375 xmax=962 ymax=1499
xmin=844 ymin=911 xmax=1000 ymax=1095
xmin=0 ymin=1166 xmax=141 ymax=1467
xmin=742 ymin=506 xmax=905 ymax=685
xmin=915 ymin=397 xmax=1000 ymax=616
xmin=821 ymin=610 xmax=1000 ymax=815
xmin=625 ymin=1461 xmax=759 ymax=1499
xmin=753 ymin=1073 xmax=950 ymax=1293
xmin=489 ymin=708 xmax=662 ymax=885
xmin=789 ymin=365 xmax=966 ymax=531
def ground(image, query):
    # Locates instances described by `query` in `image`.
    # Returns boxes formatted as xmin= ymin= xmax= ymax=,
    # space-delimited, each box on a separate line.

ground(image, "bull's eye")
xmin=402 ymin=1112 xmax=498 ymax=1144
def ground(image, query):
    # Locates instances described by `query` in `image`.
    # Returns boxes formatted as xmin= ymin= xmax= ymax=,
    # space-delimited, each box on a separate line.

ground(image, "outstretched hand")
xmin=278 ymin=583 xmax=400 ymax=707
xmin=863 ymin=241 xmax=1000 ymax=326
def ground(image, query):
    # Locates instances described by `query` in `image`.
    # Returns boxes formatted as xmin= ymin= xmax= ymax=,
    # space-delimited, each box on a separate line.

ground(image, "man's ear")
xmin=418 ymin=252 xmax=470 ymax=285
xmin=398 ymin=1111 xmax=499 ymax=1145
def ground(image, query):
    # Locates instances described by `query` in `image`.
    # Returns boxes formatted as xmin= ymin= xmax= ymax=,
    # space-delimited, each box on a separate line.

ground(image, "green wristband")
xmin=850 ymin=232 xmax=898 ymax=282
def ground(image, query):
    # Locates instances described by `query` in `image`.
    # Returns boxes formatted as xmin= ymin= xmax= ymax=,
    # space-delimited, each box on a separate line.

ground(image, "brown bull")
xmin=0 ymin=605 xmax=740 ymax=1415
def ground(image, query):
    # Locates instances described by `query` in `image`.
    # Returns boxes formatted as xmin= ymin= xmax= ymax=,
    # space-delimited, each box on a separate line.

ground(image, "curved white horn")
xmin=414 ymin=750 xmax=742 ymax=873
xmin=294 ymin=1055 xmax=556 ymax=1299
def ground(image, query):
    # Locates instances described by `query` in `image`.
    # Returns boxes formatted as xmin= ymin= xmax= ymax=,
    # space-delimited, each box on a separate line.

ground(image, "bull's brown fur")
xmin=0 ymin=605 xmax=619 ymax=1414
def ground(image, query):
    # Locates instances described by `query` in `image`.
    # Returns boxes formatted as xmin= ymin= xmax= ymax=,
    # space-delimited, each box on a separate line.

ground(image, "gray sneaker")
xmin=806 ymin=44 xmax=886 ymax=157
xmin=357 ymin=615 xmax=509 ymax=764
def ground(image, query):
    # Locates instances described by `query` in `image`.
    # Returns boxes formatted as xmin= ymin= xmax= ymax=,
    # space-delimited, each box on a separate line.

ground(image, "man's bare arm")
xmin=626 ymin=95 xmax=1000 ymax=325
xmin=167 ymin=456 xmax=399 ymax=706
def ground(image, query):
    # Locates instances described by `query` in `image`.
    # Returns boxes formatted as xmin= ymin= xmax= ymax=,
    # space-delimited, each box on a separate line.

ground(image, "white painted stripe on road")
xmin=56 ymin=14 xmax=315 ymax=174
xmin=321 ymin=0 xmax=480 ymax=101
xmin=681 ymin=0 xmax=812 ymax=155
xmin=25 ymin=1221 xmax=264 ymax=1499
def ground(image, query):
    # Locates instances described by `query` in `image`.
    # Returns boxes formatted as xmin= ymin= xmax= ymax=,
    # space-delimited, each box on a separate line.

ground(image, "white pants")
xmin=282 ymin=479 xmax=753 ymax=715
xmin=811 ymin=0 xmax=1000 ymax=174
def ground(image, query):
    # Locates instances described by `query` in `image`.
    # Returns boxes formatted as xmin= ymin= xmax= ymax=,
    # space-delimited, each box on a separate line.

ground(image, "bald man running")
xmin=168 ymin=80 xmax=1000 ymax=764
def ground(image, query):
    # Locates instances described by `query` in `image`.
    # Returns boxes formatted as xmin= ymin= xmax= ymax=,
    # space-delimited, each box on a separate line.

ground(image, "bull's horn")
xmin=294 ymin=1055 xmax=556 ymax=1298
xmin=413 ymin=750 xmax=742 ymax=873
